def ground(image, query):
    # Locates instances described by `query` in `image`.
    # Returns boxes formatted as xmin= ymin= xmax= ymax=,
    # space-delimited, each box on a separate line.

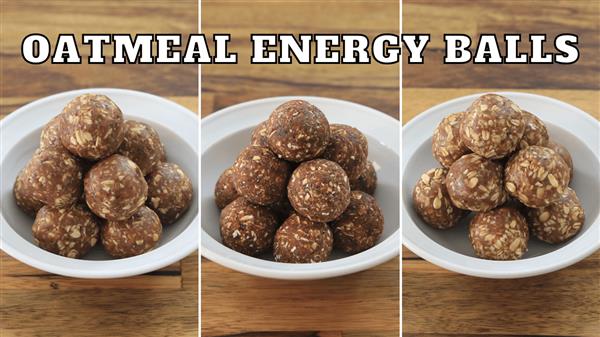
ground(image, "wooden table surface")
xmin=201 ymin=1 xmax=400 ymax=337
xmin=403 ymin=1 xmax=600 ymax=336
xmin=1 ymin=1 xmax=198 ymax=337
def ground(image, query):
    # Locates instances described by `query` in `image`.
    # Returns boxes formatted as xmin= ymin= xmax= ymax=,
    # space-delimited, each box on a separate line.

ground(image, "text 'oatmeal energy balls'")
xmin=413 ymin=93 xmax=586 ymax=261
xmin=13 ymin=93 xmax=193 ymax=260
xmin=215 ymin=99 xmax=384 ymax=264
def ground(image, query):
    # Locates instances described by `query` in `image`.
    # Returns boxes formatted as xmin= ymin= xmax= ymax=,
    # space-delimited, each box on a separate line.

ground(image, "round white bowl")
xmin=201 ymin=96 xmax=400 ymax=280
xmin=0 ymin=88 xmax=198 ymax=278
xmin=403 ymin=92 xmax=600 ymax=279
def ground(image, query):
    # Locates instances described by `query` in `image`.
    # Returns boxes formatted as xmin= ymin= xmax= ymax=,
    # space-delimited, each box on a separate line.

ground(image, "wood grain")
xmin=201 ymin=1 xmax=399 ymax=337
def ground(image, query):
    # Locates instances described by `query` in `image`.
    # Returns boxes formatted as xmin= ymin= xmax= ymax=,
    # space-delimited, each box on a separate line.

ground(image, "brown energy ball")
xmin=527 ymin=187 xmax=585 ymax=244
xmin=13 ymin=169 xmax=44 ymax=217
xmin=350 ymin=160 xmax=377 ymax=195
xmin=273 ymin=213 xmax=333 ymax=263
xmin=214 ymin=167 xmax=239 ymax=209
xmin=505 ymin=146 xmax=570 ymax=208
xmin=84 ymin=154 xmax=147 ymax=221
xmin=460 ymin=94 xmax=525 ymax=159
xmin=233 ymin=145 xmax=290 ymax=206
xmin=546 ymin=140 xmax=573 ymax=181
xmin=469 ymin=207 xmax=529 ymax=260
xmin=60 ymin=94 xmax=125 ymax=160
xmin=32 ymin=204 xmax=100 ymax=258
xmin=287 ymin=159 xmax=351 ymax=222
xmin=331 ymin=191 xmax=384 ymax=254
xmin=518 ymin=110 xmax=549 ymax=149
xmin=117 ymin=120 xmax=166 ymax=176
xmin=413 ymin=168 xmax=467 ymax=229
xmin=220 ymin=197 xmax=278 ymax=256
xmin=321 ymin=124 xmax=368 ymax=180
xmin=432 ymin=112 xmax=470 ymax=167
xmin=446 ymin=153 xmax=506 ymax=212
xmin=251 ymin=121 xmax=269 ymax=147
xmin=266 ymin=100 xmax=330 ymax=162
xmin=40 ymin=115 xmax=63 ymax=150
xmin=102 ymin=206 xmax=162 ymax=258
xmin=146 ymin=162 xmax=193 ymax=225
xmin=20 ymin=147 xmax=83 ymax=208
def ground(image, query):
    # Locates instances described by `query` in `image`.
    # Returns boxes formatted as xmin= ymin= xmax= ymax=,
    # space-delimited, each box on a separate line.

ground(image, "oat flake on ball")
xmin=273 ymin=213 xmax=333 ymax=263
xmin=147 ymin=162 xmax=193 ymax=225
xmin=266 ymin=100 xmax=330 ymax=162
xmin=117 ymin=120 xmax=166 ymax=176
xmin=331 ymin=191 xmax=384 ymax=254
xmin=102 ymin=206 xmax=162 ymax=258
xmin=32 ymin=204 xmax=100 ymax=258
xmin=527 ymin=187 xmax=585 ymax=244
xmin=505 ymin=145 xmax=569 ymax=208
xmin=460 ymin=94 xmax=525 ymax=159
xmin=321 ymin=124 xmax=368 ymax=181
xmin=469 ymin=207 xmax=529 ymax=260
xmin=413 ymin=168 xmax=467 ymax=229
xmin=60 ymin=94 xmax=125 ymax=160
xmin=84 ymin=154 xmax=147 ymax=221
xmin=446 ymin=153 xmax=506 ymax=212
xmin=220 ymin=197 xmax=278 ymax=256
xmin=432 ymin=112 xmax=470 ymax=168
xmin=287 ymin=159 xmax=351 ymax=222
xmin=233 ymin=145 xmax=290 ymax=206
xmin=214 ymin=167 xmax=240 ymax=209
xmin=20 ymin=147 xmax=83 ymax=208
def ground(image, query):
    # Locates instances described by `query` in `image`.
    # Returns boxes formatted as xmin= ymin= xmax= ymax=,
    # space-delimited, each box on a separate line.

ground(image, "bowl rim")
xmin=201 ymin=95 xmax=400 ymax=280
xmin=402 ymin=91 xmax=600 ymax=279
xmin=0 ymin=87 xmax=199 ymax=279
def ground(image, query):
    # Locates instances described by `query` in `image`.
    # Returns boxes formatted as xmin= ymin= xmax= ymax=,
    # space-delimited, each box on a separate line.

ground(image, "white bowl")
xmin=201 ymin=96 xmax=400 ymax=280
xmin=0 ymin=88 xmax=198 ymax=278
xmin=402 ymin=92 xmax=600 ymax=279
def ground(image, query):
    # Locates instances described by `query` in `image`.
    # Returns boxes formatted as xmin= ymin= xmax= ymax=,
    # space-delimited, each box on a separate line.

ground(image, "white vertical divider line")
xmin=197 ymin=0 xmax=202 ymax=335
xmin=398 ymin=0 xmax=403 ymax=336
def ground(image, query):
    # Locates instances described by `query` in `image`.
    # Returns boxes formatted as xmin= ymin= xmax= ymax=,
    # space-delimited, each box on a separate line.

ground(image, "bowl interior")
xmin=201 ymin=125 xmax=400 ymax=261
xmin=1 ymin=115 xmax=198 ymax=261
xmin=403 ymin=122 xmax=600 ymax=258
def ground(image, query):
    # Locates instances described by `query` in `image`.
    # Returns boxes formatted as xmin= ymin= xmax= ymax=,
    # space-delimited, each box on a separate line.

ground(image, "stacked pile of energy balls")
xmin=413 ymin=93 xmax=585 ymax=260
xmin=214 ymin=100 xmax=383 ymax=263
xmin=13 ymin=94 xmax=193 ymax=259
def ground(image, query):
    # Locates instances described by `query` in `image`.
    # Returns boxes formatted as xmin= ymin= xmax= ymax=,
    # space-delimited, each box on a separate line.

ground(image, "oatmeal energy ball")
xmin=287 ymin=159 xmax=351 ymax=222
xmin=13 ymin=169 xmax=44 ymax=216
xmin=20 ymin=147 xmax=83 ymax=208
xmin=518 ymin=110 xmax=549 ymax=149
xmin=266 ymin=100 xmax=330 ymax=162
xmin=233 ymin=145 xmax=290 ymax=206
xmin=40 ymin=115 xmax=63 ymax=150
xmin=60 ymin=94 xmax=125 ymax=160
xmin=220 ymin=197 xmax=278 ymax=256
xmin=446 ymin=153 xmax=506 ymax=212
xmin=527 ymin=187 xmax=585 ymax=244
xmin=251 ymin=121 xmax=269 ymax=147
xmin=273 ymin=213 xmax=333 ymax=263
xmin=32 ymin=204 xmax=100 ymax=258
xmin=147 ymin=162 xmax=193 ymax=225
xmin=117 ymin=120 xmax=166 ymax=176
xmin=469 ymin=207 xmax=529 ymax=260
xmin=350 ymin=160 xmax=378 ymax=195
xmin=321 ymin=124 xmax=368 ymax=180
xmin=102 ymin=206 xmax=162 ymax=258
xmin=460 ymin=94 xmax=525 ymax=159
xmin=214 ymin=167 xmax=239 ymax=209
xmin=432 ymin=112 xmax=470 ymax=167
xmin=84 ymin=154 xmax=147 ymax=221
xmin=331 ymin=191 xmax=384 ymax=254
xmin=505 ymin=145 xmax=570 ymax=208
xmin=413 ymin=168 xmax=467 ymax=229
xmin=546 ymin=140 xmax=573 ymax=181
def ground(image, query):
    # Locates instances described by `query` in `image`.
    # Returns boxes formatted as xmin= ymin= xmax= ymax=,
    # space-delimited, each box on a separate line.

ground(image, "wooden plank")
xmin=201 ymin=257 xmax=399 ymax=337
